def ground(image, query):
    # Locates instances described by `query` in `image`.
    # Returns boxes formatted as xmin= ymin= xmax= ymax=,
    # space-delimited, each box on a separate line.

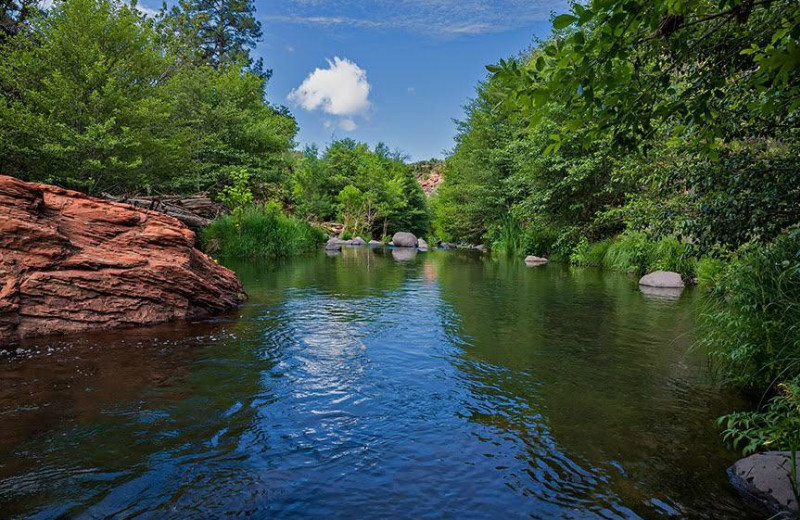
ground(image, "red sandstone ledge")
xmin=0 ymin=175 xmax=245 ymax=344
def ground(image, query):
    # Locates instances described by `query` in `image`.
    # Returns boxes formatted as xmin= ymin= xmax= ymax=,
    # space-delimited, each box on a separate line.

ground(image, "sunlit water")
xmin=0 ymin=248 xmax=759 ymax=519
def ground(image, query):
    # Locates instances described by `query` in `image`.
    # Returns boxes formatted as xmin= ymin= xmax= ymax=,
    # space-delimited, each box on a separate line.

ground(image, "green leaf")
xmin=552 ymin=14 xmax=578 ymax=30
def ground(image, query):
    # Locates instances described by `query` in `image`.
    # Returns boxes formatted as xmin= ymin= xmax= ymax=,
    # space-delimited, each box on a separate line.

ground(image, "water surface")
xmin=0 ymin=248 xmax=758 ymax=519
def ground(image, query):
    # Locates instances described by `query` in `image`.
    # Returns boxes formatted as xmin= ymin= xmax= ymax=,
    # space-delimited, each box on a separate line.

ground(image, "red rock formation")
xmin=0 ymin=175 xmax=244 ymax=344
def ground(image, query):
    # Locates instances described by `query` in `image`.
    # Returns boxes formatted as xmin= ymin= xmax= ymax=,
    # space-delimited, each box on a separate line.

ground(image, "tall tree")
xmin=166 ymin=0 xmax=262 ymax=69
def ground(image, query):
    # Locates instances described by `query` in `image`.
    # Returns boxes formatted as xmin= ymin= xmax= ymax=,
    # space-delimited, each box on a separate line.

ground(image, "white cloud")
xmin=407 ymin=87 xmax=416 ymax=95
xmin=288 ymin=57 xmax=371 ymax=131
xmin=339 ymin=118 xmax=357 ymax=132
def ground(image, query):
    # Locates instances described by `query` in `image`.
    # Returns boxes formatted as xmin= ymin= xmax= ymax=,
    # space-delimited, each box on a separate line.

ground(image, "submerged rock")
xmin=392 ymin=232 xmax=418 ymax=248
xmin=0 ymin=175 xmax=244 ymax=343
xmin=639 ymin=271 xmax=684 ymax=289
xmin=524 ymin=255 xmax=549 ymax=266
xmin=729 ymin=451 xmax=799 ymax=516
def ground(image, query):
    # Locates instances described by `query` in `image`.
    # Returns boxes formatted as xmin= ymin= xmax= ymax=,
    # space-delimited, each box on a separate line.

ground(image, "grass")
xmin=699 ymin=232 xmax=800 ymax=390
xmin=570 ymin=232 xmax=697 ymax=278
xmin=202 ymin=203 xmax=324 ymax=259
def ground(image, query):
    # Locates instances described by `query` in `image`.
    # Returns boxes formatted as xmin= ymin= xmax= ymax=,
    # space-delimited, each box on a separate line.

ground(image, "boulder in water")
xmin=392 ymin=232 xmax=418 ymax=248
xmin=418 ymin=238 xmax=428 ymax=251
xmin=729 ymin=451 xmax=799 ymax=516
xmin=639 ymin=271 xmax=684 ymax=288
xmin=524 ymin=255 xmax=549 ymax=266
xmin=368 ymin=240 xmax=384 ymax=246
xmin=324 ymin=238 xmax=343 ymax=250
xmin=351 ymin=236 xmax=366 ymax=246
xmin=0 ymin=175 xmax=244 ymax=343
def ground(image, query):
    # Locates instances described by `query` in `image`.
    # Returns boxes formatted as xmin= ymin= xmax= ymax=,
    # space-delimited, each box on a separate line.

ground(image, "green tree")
xmin=163 ymin=0 xmax=262 ymax=69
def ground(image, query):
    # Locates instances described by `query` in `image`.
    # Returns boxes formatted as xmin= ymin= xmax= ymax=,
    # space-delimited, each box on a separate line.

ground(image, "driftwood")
xmin=104 ymin=194 xmax=224 ymax=229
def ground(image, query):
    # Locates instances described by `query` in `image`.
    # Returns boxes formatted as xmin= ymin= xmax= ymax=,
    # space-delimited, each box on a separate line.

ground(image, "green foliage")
xmin=161 ymin=0 xmax=263 ymax=69
xmin=718 ymin=379 xmax=800 ymax=508
xmin=0 ymin=0 xmax=295 ymax=196
xmin=719 ymin=379 xmax=800 ymax=456
xmin=202 ymin=203 xmax=324 ymax=259
xmin=218 ymin=168 xmax=253 ymax=214
xmin=492 ymin=0 xmax=800 ymax=154
xmin=490 ymin=215 xmax=524 ymax=257
xmin=700 ymin=232 xmax=800 ymax=391
xmin=291 ymin=140 xmax=429 ymax=238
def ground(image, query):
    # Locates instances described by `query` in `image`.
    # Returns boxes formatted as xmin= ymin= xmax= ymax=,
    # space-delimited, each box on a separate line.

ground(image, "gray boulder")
xmin=475 ymin=244 xmax=487 ymax=252
xmin=639 ymin=270 xmax=684 ymax=288
xmin=392 ymin=232 xmax=418 ymax=248
xmin=324 ymin=238 xmax=342 ymax=251
xmin=351 ymin=236 xmax=366 ymax=246
xmin=729 ymin=451 xmax=799 ymax=516
xmin=418 ymin=238 xmax=428 ymax=251
xmin=524 ymin=255 xmax=549 ymax=266
xmin=368 ymin=240 xmax=383 ymax=246
xmin=439 ymin=242 xmax=456 ymax=250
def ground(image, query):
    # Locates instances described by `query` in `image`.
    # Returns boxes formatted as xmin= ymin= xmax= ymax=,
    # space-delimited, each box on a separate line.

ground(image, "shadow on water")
xmin=0 ymin=248 xmax=759 ymax=519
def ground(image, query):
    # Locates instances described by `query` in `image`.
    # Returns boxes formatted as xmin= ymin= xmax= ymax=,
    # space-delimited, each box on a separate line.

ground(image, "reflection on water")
xmin=0 ymin=248 xmax=758 ymax=519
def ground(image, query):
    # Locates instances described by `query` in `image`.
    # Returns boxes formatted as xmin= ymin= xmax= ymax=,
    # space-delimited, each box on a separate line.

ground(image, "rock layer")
xmin=0 ymin=175 xmax=244 ymax=344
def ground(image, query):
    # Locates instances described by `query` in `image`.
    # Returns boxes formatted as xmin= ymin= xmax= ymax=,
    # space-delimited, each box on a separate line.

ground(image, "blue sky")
xmin=141 ymin=0 xmax=570 ymax=161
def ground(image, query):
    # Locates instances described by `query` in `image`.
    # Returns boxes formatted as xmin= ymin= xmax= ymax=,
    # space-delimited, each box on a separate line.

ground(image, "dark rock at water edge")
xmin=729 ymin=451 xmax=799 ymax=517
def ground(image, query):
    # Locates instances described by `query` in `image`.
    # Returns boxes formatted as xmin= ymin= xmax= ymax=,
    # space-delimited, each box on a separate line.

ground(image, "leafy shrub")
xmin=700 ymin=232 xmax=800 ymax=390
xmin=520 ymin=223 xmax=559 ymax=258
xmin=696 ymin=256 xmax=727 ymax=289
xmin=202 ymin=203 xmax=324 ymax=259
xmin=718 ymin=378 xmax=800 ymax=508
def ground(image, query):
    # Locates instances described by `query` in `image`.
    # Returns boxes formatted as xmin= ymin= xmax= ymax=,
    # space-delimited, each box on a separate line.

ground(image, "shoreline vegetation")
xmin=1 ymin=0 xmax=798 ymax=514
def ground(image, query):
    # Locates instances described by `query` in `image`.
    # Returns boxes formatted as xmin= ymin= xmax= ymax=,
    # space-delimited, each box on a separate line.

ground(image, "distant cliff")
xmin=411 ymin=160 xmax=444 ymax=197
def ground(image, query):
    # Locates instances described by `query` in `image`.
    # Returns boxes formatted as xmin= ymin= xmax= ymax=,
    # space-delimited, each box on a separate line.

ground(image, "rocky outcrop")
xmin=0 ymin=175 xmax=244 ymax=344
xmin=412 ymin=160 xmax=444 ymax=197
xmin=524 ymin=255 xmax=549 ymax=266
xmin=729 ymin=452 xmax=799 ymax=516
xmin=639 ymin=271 xmax=684 ymax=288
xmin=392 ymin=232 xmax=418 ymax=248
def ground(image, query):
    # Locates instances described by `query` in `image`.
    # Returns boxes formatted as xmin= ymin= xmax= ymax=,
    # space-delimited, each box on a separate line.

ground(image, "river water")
xmin=0 ymin=247 xmax=760 ymax=519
